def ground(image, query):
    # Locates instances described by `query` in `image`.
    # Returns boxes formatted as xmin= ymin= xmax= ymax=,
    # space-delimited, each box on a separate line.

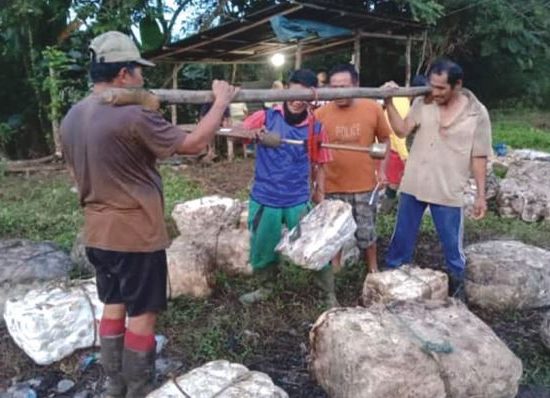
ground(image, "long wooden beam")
xmin=145 ymin=86 xmax=431 ymax=105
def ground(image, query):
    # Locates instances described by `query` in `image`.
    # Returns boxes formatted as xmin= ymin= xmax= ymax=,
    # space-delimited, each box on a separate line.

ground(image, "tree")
xmin=0 ymin=0 xmax=73 ymax=158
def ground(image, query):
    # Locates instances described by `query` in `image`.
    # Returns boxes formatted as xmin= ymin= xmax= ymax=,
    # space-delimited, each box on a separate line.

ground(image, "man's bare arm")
xmin=176 ymin=80 xmax=237 ymax=154
xmin=381 ymin=81 xmax=418 ymax=138
xmin=385 ymin=100 xmax=418 ymax=138
xmin=312 ymin=164 xmax=326 ymax=204
xmin=471 ymin=156 xmax=488 ymax=220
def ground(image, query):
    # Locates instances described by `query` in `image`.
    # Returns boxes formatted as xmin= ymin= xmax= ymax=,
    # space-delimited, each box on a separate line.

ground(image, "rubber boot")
xmin=100 ymin=335 xmax=126 ymax=398
xmin=121 ymin=347 xmax=156 ymax=398
xmin=449 ymin=272 xmax=466 ymax=302
xmin=380 ymin=188 xmax=398 ymax=214
xmin=314 ymin=266 xmax=340 ymax=308
xmin=239 ymin=265 xmax=278 ymax=305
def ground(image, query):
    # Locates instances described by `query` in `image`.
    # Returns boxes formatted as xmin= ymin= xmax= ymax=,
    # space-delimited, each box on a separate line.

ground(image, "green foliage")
xmin=42 ymin=46 xmax=87 ymax=128
xmin=0 ymin=173 xmax=82 ymax=249
xmin=0 ymin=122 xmax=17 ymax=153
xmin=466 ymin=212 xmax=550 ymax=250
xmin=0 ymin=167 xmax=202 ymax=250
xmin=1 ymin=0 xmax=550 ymax=157
xmin=161 ymin=166 xmax=203 ymax=215
xmin=493 ymin=121 xmax=550 ymax=153
xmin=401 ymin=0 xmax=444 ymax=25
xmin=139 ymin=15 xmax=164 ymax=51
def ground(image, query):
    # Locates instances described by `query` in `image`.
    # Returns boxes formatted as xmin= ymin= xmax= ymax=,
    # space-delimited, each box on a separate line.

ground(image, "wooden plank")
xmin=360 ymin=32 xmax=424 ymax=42
xmin=300 ymin=37 xmax=355 ymax=56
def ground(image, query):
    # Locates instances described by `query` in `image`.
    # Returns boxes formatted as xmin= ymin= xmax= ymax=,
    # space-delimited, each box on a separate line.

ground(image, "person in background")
xmin=379 ymin=96 xmax=410 ymax=213
xmin=230 ymin=101 xmax=248 ymax=124
xmin=198 ymin=102 xmax=231 ymax=161
xmin=317 ymin=70 xmax=328 ymax=87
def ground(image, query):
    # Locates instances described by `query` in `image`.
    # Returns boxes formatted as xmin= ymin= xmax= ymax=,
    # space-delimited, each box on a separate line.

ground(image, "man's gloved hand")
xmin=101 ymin=89 xmax=160 ymax=112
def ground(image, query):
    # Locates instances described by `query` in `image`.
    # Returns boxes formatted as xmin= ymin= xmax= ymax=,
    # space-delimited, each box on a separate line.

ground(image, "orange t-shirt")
xmin=315 ymin=99 xmax=391 ymax=193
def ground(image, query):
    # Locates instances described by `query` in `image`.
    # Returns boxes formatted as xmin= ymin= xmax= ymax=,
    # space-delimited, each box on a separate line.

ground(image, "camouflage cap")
xmin=89 ymin=31 xmax=155 ymax=67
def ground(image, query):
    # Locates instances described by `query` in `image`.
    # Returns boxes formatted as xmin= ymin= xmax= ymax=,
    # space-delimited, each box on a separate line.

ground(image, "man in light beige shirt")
xmin=382 ymin=59 xmax=492 ymax=297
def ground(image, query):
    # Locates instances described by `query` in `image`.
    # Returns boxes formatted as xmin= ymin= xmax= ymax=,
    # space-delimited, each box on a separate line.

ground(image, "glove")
xmin=101 ymin=89 xmax=160 ymax=112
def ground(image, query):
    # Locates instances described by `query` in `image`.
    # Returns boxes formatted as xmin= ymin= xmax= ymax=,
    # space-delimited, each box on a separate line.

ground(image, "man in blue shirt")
xmin=240 ymin=69 xmax=336 ymax=307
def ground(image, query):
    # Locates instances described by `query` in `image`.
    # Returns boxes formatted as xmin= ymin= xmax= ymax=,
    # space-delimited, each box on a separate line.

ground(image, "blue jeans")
xmin=385 ymin=193 xmax=465 ymax=278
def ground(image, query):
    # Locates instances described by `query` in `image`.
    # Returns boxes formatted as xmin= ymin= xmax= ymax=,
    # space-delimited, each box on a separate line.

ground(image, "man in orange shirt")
xmin=315 ymin=64 xmax=391 ymax=273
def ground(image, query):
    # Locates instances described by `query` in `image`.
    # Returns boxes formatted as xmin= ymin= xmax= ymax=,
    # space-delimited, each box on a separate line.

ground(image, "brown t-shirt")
xmin=61 ymin=94 xmax=186 ymax=252
xmin=315 ymin=99 xmax=392 ymax=193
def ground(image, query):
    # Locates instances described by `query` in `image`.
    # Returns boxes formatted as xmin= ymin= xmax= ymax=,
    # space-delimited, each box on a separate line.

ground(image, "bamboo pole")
xmin=143 ymin=86 xmax=430 ymax=105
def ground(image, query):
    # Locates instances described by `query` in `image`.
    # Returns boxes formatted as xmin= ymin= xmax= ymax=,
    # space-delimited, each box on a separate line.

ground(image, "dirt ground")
xmin=180 ymin=157 xmax=255 ymax=197
xmin=2 ymin=159 xmax=550 ymax=397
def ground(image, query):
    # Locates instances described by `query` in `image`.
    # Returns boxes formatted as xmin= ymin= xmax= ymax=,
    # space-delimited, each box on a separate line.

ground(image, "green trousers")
xmin=248 ymin=198 xmax=310 ymax=270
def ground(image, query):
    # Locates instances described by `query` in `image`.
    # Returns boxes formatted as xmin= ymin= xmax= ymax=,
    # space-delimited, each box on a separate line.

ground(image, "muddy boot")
xmin=239 ymin=265 xmax=278 ymax=305
xmin=100 ymin=335 xmax=126 ymax=398
xmin=449 ymin=273 xmax=466 ymax=302
xmin=121 ymin=347 xmax=156 ymax=398
xmin=314 ymin=266 xmax=339 ymax=308
xmin=380 ymin=188 xmax=398 ymax=214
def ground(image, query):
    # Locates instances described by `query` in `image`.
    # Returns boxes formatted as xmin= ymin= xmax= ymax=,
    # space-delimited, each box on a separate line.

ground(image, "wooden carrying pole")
xmin=146 ymin=86 xmax=431 ymax=105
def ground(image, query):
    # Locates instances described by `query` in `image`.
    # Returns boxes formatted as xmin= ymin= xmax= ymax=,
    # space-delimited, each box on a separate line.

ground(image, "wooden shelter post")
xmin=171 ymin=63 xmax=182 ymax=124
xmin=295 ymin=41 xmax=303 ymax=69
xmin=353 ymin=30 xmax=362 ymax=77
xmin=405 ymin=37 xmax=412 ymax=87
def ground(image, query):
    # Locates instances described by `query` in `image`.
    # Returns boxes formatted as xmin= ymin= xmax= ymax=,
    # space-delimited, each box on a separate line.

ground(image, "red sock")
xmin=124 ymin=329 xmax=156 ymax=352
xmin=99 ymin=317 xmax=125 ymax=337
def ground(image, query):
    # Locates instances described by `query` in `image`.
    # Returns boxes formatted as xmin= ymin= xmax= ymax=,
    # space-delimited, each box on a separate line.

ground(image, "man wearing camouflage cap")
xmin=61 ymin=31 xmax=237 ymax=397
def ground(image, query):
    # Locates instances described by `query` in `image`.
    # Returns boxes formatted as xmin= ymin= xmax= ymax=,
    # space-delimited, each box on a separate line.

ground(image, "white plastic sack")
xmin=511 ymin=149 xmax=550 ymax=162
xmin=362 ymin=266 xmax=448 ymax=305
xmin=147 ymin=360 xmax=288 ymax=398
xmin=4 ymin=279 xmax=103 ymax=365
xmin=276 ymin=200 xmax=357 ymax=270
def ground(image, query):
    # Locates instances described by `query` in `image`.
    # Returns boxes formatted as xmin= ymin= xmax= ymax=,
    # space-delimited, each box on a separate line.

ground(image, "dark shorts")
xmin=86 ymin=247 xmax=168 ymax=317
xmin=327 ymin=191 xmax=378 ymax=249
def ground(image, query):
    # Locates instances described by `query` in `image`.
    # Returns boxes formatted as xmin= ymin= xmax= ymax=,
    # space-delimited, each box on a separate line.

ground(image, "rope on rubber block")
xmin=384 ymin=301 xmax=453 ymax=355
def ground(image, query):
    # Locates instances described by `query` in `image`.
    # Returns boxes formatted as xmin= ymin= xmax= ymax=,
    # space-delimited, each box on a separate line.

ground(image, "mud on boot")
xmin=239 ymin=265 xmax=278 ymax=305
xmin=122 ymin=347 xmax=156 ymax=398
xmin=100 ymin=335 xmax=126 ymax=398
xmin=314 ymin=266 xmax=340 ymax=308
xmin=449 ymin=273 xmax=466 ymax=302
